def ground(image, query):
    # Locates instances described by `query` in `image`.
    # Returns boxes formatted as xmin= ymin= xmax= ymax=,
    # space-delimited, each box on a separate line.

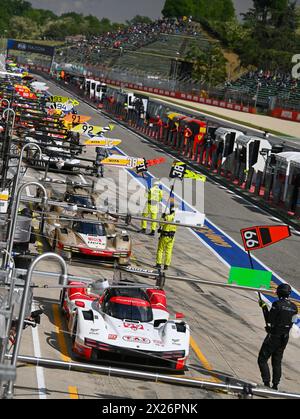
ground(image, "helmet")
xmin=277 ymin=283 xmax=291 ymax=298
xmin=153 ymin=180 xmax=160 ymax=186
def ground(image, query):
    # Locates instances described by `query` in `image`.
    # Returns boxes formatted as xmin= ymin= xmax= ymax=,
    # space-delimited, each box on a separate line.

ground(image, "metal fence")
xmin=53 ymin=59 xmax=259 ymax=109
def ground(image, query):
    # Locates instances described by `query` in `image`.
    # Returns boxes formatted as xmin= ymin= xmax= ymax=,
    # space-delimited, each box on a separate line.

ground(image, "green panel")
xmin=228 ymin=267 xmax=272 ymax=289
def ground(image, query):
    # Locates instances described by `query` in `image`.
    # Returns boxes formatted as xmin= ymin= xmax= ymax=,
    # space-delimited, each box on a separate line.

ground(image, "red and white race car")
xmin=61 ymin=281 xmax=190 ymax=371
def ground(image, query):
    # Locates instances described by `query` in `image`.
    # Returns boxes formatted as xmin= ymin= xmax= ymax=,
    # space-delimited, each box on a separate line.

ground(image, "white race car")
xmin=61 ymin=282 xmax=190 ymax=371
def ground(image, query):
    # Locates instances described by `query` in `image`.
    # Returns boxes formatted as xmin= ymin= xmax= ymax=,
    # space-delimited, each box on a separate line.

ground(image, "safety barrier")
xmin=271 ymin=108 xmax=300 ymax=122
xmin=39 ymin=71 xmax=300 ymax=227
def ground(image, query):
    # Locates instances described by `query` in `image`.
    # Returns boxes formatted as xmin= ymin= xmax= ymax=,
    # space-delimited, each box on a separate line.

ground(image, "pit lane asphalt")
xmin=44 ymin=77 xmax=300 ymax=288
xmin=13 ymin=77 xmax=300 ymax=399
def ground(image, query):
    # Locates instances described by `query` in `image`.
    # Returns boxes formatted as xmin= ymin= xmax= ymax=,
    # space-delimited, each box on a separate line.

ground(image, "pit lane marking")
xmin=190 ymin=337 xmax=220 ymax=383
xmin=52 ymin=304 xmax=71 ymax=362
xmin=68 ymin=386 xmax=79 ymax=399
xmin=31 ymin=300 xmax=47 ymax=399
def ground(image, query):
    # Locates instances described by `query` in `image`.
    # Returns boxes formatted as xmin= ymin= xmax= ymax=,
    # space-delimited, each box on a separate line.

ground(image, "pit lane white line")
xmin=31 ymin=301 xmax=47 ymax=399
xmin=25 ymin=185 xmax=47 ymax=398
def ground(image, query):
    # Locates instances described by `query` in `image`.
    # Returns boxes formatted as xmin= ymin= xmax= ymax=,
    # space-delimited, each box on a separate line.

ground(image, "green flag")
xmin=228 ymin=267 xmax=272 ymax=289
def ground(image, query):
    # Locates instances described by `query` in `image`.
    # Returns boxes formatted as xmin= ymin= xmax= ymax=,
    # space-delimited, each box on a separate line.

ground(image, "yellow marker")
xmin=71 ymin=123 xmax=114 ymax=135
xmin=101 ymin=155 xmax=144 ymax=168
xmin=68 ymin=386 xmax=79 ymax=399
xmin=174 ymin=161 xmax=206 ymax=182
xmin=0 ymin=192 xmax=9 ymax=201
xmin=49 ymin=96 xmax=79 ymax=106
xmin=52 ymin=304 xmax=71 ymax=362
xmin=190 ymin=336 xmax=220 ymax=383
xmin=64 ymin=114 xmax=91 ymax=124
xmin=84 ymin=138 xmax=122 ymax=148
xmin=184 ymin=170 xmax=206 ymax=182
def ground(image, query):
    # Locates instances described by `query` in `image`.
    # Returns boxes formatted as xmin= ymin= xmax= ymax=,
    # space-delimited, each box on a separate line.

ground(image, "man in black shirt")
xmin=258 ymin=284 xmax=298 ymax=390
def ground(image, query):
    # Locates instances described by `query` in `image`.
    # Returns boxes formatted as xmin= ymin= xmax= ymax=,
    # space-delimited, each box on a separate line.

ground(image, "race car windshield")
xmin=68 ymin=195 xmax=93 ymax=208
xmin=73 ymin=222 xmax=105 ymax=236
xmin=107 ymin=302 xmax=153 ymax=322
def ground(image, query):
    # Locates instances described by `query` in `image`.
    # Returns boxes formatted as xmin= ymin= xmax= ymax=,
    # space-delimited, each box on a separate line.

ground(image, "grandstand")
xmin=227 ymin=71 xmax=300 ymax=110
xmin=54 ymin=18 xmax=300 ymax=113
xmin=56 ymin=19 xmax=214 ymax=80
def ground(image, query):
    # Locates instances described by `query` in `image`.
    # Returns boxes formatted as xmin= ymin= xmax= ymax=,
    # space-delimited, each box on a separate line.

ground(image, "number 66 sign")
xmin=240 ymin=225 xmax=291 ymax=252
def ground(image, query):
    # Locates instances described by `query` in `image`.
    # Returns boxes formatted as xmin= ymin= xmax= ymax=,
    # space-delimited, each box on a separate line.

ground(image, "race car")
xmin=61 ymin=282 xmax=190 ymax=371
xmin=64 ymin=182 xmax=98 ymax=209
xmin=44 ymin=210 xmax=132 ymax=265
xmin=22 ymin=134 xmax=81 ymax=171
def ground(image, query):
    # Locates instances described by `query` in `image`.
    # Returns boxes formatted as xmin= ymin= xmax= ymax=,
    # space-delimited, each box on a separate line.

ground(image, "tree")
xmin=84 ymin=15 xmax=102 ymax=36
xmin=162 ymin=0 xmax=235 ymax=21
xmin=24 ymin=8 xmax=57 ymax=25
xmin=8 ymin=16 xmax=40 ymax=39
xmin=186 ymin=43 xmax=227 ymax=86
xmin=162 ymin=0 xmax=194 ymax=18
xmin=43 ymin=18 xmax=80 ymax=40
xmin=242 ymin=0 xmax=298 ymax=56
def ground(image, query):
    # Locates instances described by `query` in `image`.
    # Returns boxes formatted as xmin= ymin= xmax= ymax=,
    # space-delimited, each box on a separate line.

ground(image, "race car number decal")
xmin=124 ymin=322 xmax=144 ymax=331
xmin=122 ymin=336 xmax=150 ymax=344
xmin=108 ymin=334 xmax=117 ymax=340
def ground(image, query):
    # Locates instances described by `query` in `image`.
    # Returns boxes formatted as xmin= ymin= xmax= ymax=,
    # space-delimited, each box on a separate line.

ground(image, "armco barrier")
xmin=98 ymin=77 xmax=258 ymax=115
xmin=271 ymin=108 xmax=300 ymax=122
xmin=36 ymin=70 xmax=300 ymax=228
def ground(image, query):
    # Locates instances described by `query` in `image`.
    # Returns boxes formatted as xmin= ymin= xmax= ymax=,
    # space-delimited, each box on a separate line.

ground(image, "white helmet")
xmin=153 ymin=180 xmax=160 ymax=186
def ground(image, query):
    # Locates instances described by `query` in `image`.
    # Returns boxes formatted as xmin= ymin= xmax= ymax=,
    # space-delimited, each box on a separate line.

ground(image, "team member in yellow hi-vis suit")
xmin=156 ymin=206 xmax=177 ymax=270
xmin=140 ymin=180 xmax=163 ymax=236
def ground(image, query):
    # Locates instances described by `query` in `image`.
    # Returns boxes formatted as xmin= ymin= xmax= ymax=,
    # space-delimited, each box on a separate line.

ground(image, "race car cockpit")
xmin=104 ymin=298 xmax=153 ymax=323
xmin=101 ymin=288 xmax=153 ymax=322
xmin=72 ymin=221 xmax=106 ymax=237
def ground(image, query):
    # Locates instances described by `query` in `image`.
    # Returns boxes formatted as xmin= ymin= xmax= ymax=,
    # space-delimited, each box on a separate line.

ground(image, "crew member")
xmin=183 ymin=124 xmax=193 ymax=149
xmin=258 ymin=283 xmax=298 ymax=390
xmin=95 ymin=146 xmax=109 ymax=178
xmin=155 ymin=205 xmax=177 ymax=270
xmin=140 ymin=180 xmax=163 ymax=236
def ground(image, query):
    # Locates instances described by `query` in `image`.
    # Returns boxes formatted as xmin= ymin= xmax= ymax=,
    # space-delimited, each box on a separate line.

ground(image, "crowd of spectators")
xmin=58 ymin=18 xmax=199 ymax=67
xmin=241 ymin=70 xmax=299 ymax=91
xmin=223 ymin=69 xmax=300 ymax=108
